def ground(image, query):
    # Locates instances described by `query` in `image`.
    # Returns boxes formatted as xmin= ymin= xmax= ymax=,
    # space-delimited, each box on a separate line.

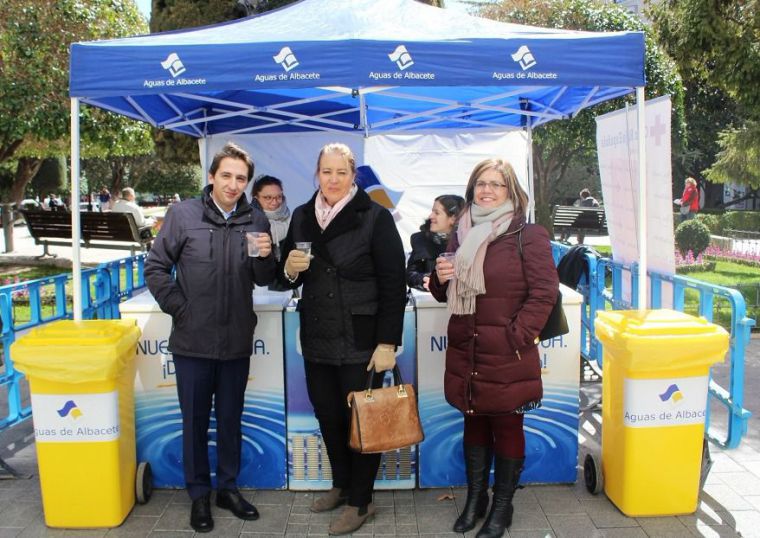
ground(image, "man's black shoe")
xmin=190 ymin=493 xmax=214 ymax=533
xmin=216 ymin=489 xmax=260 ymax=520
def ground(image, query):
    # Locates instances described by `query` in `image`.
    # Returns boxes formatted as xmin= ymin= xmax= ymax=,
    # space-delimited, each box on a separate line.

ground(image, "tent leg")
xmin=635 ymin=86 xmax=647 ymax=311
xmin=71 ymin=98 xmax=83 ymax=321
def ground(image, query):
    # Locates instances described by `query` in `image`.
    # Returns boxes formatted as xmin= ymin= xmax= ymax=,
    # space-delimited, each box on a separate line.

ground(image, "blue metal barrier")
xmin=0 ymin=254 xmax=147 ymax=439
xmin=552 ymin=242 xmax=755 ymax=449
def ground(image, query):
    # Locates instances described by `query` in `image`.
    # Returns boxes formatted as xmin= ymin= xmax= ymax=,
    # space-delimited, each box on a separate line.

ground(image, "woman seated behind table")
xmin=429 ymin=158 xmax=558 ymax=538
xmin=406 ymin=194 xmax=464 ymax=292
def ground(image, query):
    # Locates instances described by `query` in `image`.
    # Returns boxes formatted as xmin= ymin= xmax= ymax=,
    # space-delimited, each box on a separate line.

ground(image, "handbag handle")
xmin=361 ymin=365 xmax=408 ymax=403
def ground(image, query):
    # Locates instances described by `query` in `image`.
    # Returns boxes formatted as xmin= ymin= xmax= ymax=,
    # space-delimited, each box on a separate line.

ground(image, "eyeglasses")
xmin=259 ymin=194 xmax=283 ymax=202
xmin=474 ymin=181 xmax=507 ymax=191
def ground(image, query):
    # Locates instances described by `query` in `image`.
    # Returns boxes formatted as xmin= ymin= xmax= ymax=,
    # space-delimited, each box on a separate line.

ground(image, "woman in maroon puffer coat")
xmin=429 ymin=158 xmax=558 ymax=538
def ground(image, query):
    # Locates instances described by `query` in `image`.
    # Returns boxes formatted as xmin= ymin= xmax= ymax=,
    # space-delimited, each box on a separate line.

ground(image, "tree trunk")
xmin=10 ymin=157 xmax=42 ymax=205
xmin=110 ymin=159 xmax=126 ymax=196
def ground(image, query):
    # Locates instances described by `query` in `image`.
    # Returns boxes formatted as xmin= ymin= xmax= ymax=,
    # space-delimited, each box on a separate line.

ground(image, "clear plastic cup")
xmin=295 ymin=241 xmax=312 ymax=256
xmin=246 ymin=232 xmax=263 ymax=257
xmin=439 ymin=252 xmax=456 ymax=264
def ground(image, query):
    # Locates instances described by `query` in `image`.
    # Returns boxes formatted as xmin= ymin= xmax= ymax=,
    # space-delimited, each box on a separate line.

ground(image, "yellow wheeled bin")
xmin=593 ymin=309 xmax=729 ymax=517
xmin=11 ymin=320 xmax=151 ymax=528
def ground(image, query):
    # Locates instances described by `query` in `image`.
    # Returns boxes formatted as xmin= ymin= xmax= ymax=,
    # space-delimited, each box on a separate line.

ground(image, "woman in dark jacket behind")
xmin=406 ymin=194 xmax=464 ymax=291
xmin=278 ymin=143 xmax=407 ymax=536
xmin=429 ymin=159 xmax=558 ymax=538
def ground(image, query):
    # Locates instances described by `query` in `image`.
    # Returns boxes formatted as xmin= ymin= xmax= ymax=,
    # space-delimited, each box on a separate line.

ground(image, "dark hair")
xmin=420 ymin=194 xmax=466 ymax=233
xmin=209 ymin=142 xmax=254 ymax=181
xmin=580 ymin=188 xmax=591 ymax=199
xmin=252 ymin=175 xmax=283 ymax=196
xmin=464 ymin=159 xmax=529 ymax=216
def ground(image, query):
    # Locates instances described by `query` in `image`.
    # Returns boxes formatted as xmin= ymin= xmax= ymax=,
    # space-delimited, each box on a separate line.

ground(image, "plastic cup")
xmin=439 ymin=252 xmax=456 ymax=264
xmin=246 ymin=232 xmax=263 ymax=257
xmin=295 ymin=241 xmax=312 ymax=256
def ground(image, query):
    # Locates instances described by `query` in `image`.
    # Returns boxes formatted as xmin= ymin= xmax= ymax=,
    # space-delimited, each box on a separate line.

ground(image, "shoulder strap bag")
xmin=518 ymin=229 xmax=569 ymax=341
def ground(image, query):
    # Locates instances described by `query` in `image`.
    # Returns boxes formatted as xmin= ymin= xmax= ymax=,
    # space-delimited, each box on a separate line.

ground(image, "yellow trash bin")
xmin=11 ymin=320 xmax=142 ymax=528
xmin=594 ymin=309 xmax=729 ymax=517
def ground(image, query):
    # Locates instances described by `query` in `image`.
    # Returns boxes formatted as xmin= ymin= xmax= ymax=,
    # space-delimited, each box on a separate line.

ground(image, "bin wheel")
xmin=136 ymin=462 xmax=153 ymax=505
xmin=584 ymin=453 xmax=603 ymax=495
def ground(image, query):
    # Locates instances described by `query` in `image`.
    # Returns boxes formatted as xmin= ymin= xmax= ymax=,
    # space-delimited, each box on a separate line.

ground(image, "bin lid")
xmin=594 ymin=309 xmax=729 ymax=371
xmin=10 ymin=320 xmax=141 ymax=383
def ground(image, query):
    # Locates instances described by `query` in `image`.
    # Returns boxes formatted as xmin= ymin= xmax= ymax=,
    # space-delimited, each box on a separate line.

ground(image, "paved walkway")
xmin=1 ymin=224 xmax=759 ymax=537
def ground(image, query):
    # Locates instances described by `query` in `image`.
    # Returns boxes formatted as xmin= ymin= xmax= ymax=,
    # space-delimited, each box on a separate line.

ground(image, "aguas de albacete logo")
xmin=492 ymin=45 xmax=558 ymax=81
xmin=368 ymin=44 xmax=435 ymax=82
xmin=252 ymin=46 xmax=321 ymax=83
xmin=143 ymin=52 xmax=207 ymax=89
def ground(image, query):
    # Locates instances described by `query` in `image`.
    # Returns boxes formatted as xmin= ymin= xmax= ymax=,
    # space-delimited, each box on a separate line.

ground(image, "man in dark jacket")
xmin=145 ymin=142 xmax=275 ymax=533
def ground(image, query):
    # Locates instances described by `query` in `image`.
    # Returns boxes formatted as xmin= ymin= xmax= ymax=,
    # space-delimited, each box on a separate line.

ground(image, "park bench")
xmin=21 ymin=210 xmax=152 ymax=257
xmin=552 ymin=205 xmax=608 ymax=239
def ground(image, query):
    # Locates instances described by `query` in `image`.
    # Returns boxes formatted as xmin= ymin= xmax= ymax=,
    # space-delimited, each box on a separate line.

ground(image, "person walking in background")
xmin=145 ymin=142 xmax=274 ymax=533
xmin=676 ymin=177 xmax=699 ymax=222
xmin=406 ymin=194 xmax=464 ymax=291
xmin=98 ymin=186 xmax=111 ymax=211
xmin=430 ymin=159 xmax=558 ymax=538
xmin=112 ymin=187 xmax=155 ymax=239
xmin=278 ymin=143 xmax=406 ymax=535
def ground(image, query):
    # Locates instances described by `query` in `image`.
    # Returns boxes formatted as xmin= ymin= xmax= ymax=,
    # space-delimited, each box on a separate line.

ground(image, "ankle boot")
xmin=476 ymin=456 xmax=524 ymax=538
xmin=453 ymin=445 xmax=493 ymax=532
xmin=310 ymin=487 xmax=348 ymax=513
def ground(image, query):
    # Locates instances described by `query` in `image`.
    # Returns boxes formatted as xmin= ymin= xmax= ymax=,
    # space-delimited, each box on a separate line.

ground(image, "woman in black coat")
xmin=279 ymin=143 xmax=406 ymax=535
xmin=406 ymin=194 xmax=464 ymax=291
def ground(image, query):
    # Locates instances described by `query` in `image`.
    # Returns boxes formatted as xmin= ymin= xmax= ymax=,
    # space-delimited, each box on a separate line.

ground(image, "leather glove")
xmin=367 ymin=343 xmax=396 ymax=373
xmin=284 ymin=249 xmax=311 ymax=278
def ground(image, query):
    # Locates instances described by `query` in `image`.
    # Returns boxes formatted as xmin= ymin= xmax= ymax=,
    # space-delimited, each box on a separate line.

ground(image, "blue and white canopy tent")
xmin=68 ymin=0 xmax=648 ymax=319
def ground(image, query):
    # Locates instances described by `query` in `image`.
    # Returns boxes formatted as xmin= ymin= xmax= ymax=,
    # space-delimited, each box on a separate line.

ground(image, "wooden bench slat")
xmin=552 ymin=205 xmax=608 ymax=236
xmin=21 ymin=210 xmax=152 ymax=257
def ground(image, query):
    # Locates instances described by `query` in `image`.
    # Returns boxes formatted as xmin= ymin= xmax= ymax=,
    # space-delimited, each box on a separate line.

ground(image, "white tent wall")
xmin=203 ymin=130 xmax=528 ymax=251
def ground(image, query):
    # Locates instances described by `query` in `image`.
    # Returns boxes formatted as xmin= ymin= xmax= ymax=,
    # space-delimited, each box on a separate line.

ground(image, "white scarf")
xmin=447 ymin=200 xmax=514 ymax=315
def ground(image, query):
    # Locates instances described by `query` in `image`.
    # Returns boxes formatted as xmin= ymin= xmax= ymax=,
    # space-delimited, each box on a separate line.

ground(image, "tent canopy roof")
xmin=69 ymin=0 xmax=646 ymax=137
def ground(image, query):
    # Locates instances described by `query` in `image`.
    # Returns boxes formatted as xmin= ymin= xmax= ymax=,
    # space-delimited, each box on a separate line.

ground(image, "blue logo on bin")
xmin=57 ymin=400 xmax=83 ymax=419
xmin=659 ymin=384 xmax=684 ymax=404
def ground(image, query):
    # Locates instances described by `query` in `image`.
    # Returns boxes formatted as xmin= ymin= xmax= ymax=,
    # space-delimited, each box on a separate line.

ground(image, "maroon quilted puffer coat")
xmin=429 ymin=215 xmax=558 ymax=416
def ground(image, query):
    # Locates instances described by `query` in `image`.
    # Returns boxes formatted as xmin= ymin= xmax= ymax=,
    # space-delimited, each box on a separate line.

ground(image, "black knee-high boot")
xmin=453 ymin=445 xmax=493 ymax=533
xmin=475 ymin=456 xmax=524 ymax=538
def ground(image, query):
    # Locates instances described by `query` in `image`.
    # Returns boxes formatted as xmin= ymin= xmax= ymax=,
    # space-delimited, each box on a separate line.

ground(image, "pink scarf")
xmin=315 ymin=184 xmax=358 ymax=230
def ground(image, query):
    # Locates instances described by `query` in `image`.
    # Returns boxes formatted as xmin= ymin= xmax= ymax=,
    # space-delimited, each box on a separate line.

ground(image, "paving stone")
xmin=242 ymin=505 xmax=288 ymax=534
xmin=105 ymin=515 xmax=159 ymax=536
xmin=710 ymin=453 xmax=748 ymax=473
xmin=59 ymin=531 xmax=107 ymax=537
xmin=285 ymin=522 xmax=308 ymax=535
xmin=594 ymin=529 xmax=648 ymax=538
xmin=130 ymin=491 xmax=174 ymax=517
xmin=152 ymin=505 xmax=191 ymax=532
xmin=204 ymin=517 xmax=244 ymax=537
xmin=685 ymin=525 xmax=741 ymax=538
xmin=509 ymin=503 xmax=551 ymax=531
xmin=251 ymin=490 xmax=294 ymax=505
xmin=374 ymin=490 xmax=395 ymax=507
xmin=508 ymin=532 xmax=558 ymax=538
xmin=746 ymin=495 xmax=760 ymax=511
xmin=0 ymin=530 xmax=22 ymax=538
xmin=286 ymin=513 xmax=309 ymax=525
xmin=0 ymin=502 xmax=43 ymax=528
xmin=414 ymin=505 xmax=459 ymax=534
xmin=414 ymin=489 xmax=453 ymax=506
xmin=634 ymin=516 xmax=693 ymax=537
xmin=726 ymin=509 xmax=760 ymax=537
xmin=15 ymin=518 xmax=65 ymax=537
xmin=718 ymin=472 xmax=760 ymax=496
xmin=580 ymin=499 xmax=639 ymax=528
xmin=535 ymin=489 xmax=586 ymax=515
xmin=702 ymin=484 xmax=755 ymax=510
xmin=546 ymin=512 xmax=599 ymax=537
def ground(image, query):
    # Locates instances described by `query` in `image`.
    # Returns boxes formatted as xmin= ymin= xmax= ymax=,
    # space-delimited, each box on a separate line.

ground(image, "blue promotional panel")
xmin=120 ymin=293 xmax=288 ymax=489
xmin=285 ymin=304 xmax=417 ymax=490
xmin=414 ymin=289 xmax=582 ymax=487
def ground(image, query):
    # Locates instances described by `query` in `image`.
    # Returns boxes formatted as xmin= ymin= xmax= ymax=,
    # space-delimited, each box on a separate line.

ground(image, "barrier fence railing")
xmin=0 ymin=247 xmax=754 ymax=469
xmin=552 ymin=242 xmax=754 ymax=449
xmin=0 ymin=254 xmax=147 ymax=473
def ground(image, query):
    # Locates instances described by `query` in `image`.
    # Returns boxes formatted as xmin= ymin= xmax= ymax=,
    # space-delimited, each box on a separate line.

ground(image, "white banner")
xmin=623 ymin=376 xmax=709 ymax=428
xmin=206 ymin=130 xmax=528 ymax=252
xmin=31 ymin=392 xmax=120 ymax=443
xmin=596 ymin=96 xmax=675 ymax=306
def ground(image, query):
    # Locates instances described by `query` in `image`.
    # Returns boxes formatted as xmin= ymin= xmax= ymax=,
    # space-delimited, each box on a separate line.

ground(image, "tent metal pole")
xmin=70 ymin=98 xmax=83 ymax=321
xmin=199 ymin=138 xmax=208 ymax=179
xmin=636 ymin=86 xmax=647 ymax=311
xmin=526 ymin=122 xmax=535 ymax=223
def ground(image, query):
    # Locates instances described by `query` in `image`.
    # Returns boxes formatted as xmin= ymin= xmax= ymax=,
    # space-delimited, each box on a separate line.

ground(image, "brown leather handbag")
xmin=347 ymin=366 xmax=424 ymax=454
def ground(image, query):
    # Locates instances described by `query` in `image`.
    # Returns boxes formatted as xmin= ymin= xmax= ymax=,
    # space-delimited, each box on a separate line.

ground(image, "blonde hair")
xmin=685 ymin=177 xmax=697 ymax=187
xmin=315 ymin=143 xmax=356 ymax=176
xmin=464 ymin=159 xmax=529 ymax=215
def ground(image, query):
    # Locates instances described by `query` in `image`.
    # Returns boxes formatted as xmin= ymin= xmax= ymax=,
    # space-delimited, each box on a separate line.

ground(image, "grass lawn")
xmin=680 ymin=260 xmax=760 ymax=326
